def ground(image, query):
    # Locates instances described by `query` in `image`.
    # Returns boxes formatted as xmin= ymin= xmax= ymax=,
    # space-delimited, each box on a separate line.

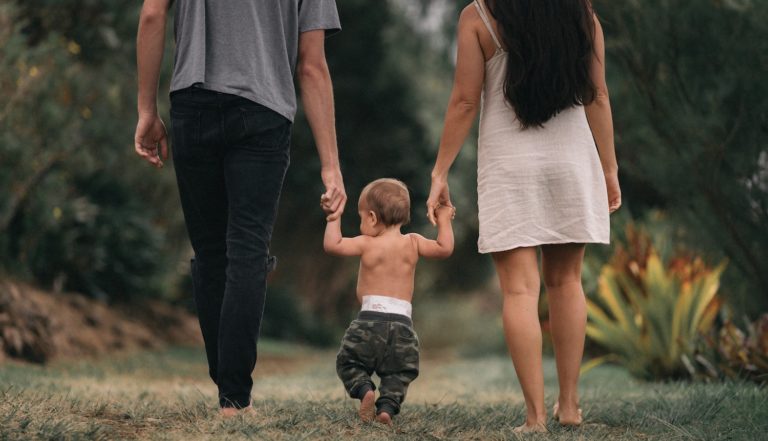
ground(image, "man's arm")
xmin=324 ymin=219 xmax=367 ymax=256
xmin=297 ymin=30 xmax=347 ymax=221
xmin=135 ymin=0 xmax=171 ymax=168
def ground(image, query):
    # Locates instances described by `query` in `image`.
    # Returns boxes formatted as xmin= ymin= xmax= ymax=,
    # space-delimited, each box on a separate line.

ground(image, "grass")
xmin=1 ymin=342 xmax=766 ymax=440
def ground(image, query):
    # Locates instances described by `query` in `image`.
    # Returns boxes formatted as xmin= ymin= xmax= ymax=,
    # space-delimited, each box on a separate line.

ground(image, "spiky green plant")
xmin=584 ymin=227 xmax=726 ymax=380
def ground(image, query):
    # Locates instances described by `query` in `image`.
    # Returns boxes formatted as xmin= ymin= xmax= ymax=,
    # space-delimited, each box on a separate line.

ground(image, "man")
xmin=134 ymin=0 xmax=346 ymax=416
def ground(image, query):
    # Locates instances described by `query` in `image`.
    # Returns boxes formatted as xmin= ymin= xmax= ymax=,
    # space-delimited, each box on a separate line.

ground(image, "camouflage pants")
xmin=336 ymin=311 xmax=420 ymax=416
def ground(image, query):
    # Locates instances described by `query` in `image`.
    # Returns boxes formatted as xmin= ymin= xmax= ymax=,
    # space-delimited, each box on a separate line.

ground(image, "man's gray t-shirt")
xmin=170 ymin=0 xmax=341 ymax=122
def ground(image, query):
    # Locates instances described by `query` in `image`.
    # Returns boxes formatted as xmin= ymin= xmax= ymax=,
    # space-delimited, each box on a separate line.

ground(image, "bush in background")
xmin=585 ymin=223 xmax=726 ymax=380
xmin=594 ymin=0 xmax=768 ymax=314
xmin=0 ymin=2 xmax=185 ymax=301
xmin=260 ymin=287 xmax=337 ymax=347
xmin=688 ymin=314 xmax=768 ymax=383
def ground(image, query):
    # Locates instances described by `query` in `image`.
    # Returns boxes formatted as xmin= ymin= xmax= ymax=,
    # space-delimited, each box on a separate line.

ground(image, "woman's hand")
xmin=605 ymin=172 xmax=621 ymax=213
xmin=427 ymin=176 xmax=453 ymax=226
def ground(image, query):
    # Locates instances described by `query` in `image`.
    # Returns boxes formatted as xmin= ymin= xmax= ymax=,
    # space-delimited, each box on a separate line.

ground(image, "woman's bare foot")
xmin=512 ymin=422 xmax=548 ymax=433
xmin=553 ymin=402 xmax=582 ymax=426
xmin=358 ymin=390 xmax=376 ymax=422
xmin=375 ymin=411 xmax=392 ymax=426
xmin=219 ymin=405 xmax=256 ymax=418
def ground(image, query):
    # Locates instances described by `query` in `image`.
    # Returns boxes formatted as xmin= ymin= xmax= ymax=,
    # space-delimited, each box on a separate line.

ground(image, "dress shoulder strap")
xmin=473 ymin=0 xmax=503 ymax=51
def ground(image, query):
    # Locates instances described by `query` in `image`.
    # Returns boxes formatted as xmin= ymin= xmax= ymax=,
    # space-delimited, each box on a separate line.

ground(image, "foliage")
xmin=260 ymin=287 xmax=336 ymax=346
xmin=0 ymin=2 xmax=185 ymax=301
xmin=688 ymin=314 xmax=768 ymax=383
xmin=586 ymin=224 xmax=726 ymax=380
xmin=593 ymin=0 xmax=768 ymax=313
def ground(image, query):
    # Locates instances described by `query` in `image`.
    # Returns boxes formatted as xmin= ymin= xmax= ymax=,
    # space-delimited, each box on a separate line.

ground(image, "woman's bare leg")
xmin=542 ymin=243 xmax=587 ymax=426
xmin=492 ymin=247 xmax=547 ymax=431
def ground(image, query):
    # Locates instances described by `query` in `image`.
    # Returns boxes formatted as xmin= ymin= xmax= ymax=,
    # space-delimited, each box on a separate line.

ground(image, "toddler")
xmin=322 ymin=178 xmax=455 ymax=424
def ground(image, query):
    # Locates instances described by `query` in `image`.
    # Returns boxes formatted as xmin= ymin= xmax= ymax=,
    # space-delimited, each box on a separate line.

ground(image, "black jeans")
xmin=170 ymin=87 xmax=291 ymax=408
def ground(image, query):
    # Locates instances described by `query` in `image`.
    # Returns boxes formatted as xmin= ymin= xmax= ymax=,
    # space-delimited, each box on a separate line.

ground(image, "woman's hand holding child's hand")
xmin=426 ymin=177 xmax=452 ymax=226
xmin=435 ymin=204 xmax=456 ymax=222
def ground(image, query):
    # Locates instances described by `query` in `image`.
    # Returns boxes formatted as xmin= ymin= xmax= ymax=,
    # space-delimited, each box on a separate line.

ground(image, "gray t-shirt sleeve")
xmin=299 ymin=0 xmax=341 ymax=35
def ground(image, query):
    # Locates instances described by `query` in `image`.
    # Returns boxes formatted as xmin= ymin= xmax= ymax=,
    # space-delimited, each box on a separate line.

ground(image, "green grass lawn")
xmin=1 ymin=343 xmax=766 ymax=440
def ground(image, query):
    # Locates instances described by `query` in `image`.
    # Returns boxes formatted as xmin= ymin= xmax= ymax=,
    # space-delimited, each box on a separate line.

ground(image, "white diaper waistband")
xmin=360 ymin=295 xmax=412 ymax=318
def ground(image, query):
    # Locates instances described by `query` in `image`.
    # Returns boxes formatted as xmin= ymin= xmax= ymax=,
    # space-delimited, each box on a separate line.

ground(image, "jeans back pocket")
xmin=239 ymin=106 xmax=291 ymax=152
xmin=170 ymin=107 xmax=202 ymax=162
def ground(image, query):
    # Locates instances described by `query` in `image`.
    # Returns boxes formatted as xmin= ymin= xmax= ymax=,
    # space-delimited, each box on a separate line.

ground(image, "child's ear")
xmin=368 ymin=210 xmax=378 ymax=226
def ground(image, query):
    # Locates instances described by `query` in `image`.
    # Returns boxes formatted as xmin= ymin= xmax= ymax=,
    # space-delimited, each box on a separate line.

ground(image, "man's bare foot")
xmin=375 ymin=411 xmax=392 ymax=426
xmin=512 ymin=422 xmax=548 ymax=433
xmin=219 ymin=405 xmax=255 ymax=418
xmin=358 ymin=390 xmax=376 ymax=422
xmin=553 ymin=402 xmax=582 ymax=426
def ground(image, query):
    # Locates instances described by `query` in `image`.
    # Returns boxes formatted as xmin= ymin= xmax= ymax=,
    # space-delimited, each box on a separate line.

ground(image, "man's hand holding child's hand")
xmin=435 ymin=204 xmax=456 ymax=223
xmin=320 ymin=193 xmax=337 ymax=220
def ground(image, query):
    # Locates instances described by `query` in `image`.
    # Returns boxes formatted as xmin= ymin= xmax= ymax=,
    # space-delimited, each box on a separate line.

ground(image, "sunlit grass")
xmin=1 ymin=343 xmax=766 ymax=440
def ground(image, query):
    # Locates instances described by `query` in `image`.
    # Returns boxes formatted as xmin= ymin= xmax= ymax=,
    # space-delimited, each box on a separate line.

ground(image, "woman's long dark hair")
xmin=486 ymin=0 xmax=596 ymax=129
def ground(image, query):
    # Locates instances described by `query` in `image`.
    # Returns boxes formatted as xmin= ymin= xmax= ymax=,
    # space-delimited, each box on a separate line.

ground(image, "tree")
xmin=593 ymin=0 xmax=768 ymax=313
xmin=0 ymin=1 xmax=184 ymax=300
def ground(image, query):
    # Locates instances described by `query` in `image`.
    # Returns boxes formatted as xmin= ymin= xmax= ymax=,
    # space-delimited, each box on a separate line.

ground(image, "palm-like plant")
xmin=584 ymin=227 xmax=725 ymax=380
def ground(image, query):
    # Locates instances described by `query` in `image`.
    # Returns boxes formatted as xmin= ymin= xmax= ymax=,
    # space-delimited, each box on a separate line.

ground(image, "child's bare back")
xmin=356 ymin=231 xmax=418 ymax=302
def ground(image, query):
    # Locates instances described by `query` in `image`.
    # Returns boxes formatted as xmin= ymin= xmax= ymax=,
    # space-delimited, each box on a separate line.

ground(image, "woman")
xmin=427 ymin=0 xmax=621 ymax=432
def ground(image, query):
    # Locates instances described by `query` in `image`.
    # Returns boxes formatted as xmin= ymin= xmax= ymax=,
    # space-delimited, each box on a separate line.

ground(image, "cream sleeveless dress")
xmin=473 ymin=0 xmax=610 ymax=253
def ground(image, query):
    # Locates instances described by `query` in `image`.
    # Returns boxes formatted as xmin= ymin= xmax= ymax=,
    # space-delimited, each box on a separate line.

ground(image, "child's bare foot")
xmin=358 ymin=390 xmax=376 ymax=422
xmin=219 ymin=405 xmax=255 ymax=418
xmin=512 ymin=422 xmax=548 ymax=433
xmin=553 ymin=402 xmax=582 ymax=426
xmin=375 ymin=411 xmax=392 ymax=426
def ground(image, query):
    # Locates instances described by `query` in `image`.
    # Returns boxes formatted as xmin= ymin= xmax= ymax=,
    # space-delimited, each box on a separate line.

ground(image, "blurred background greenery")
xmin=1 ymin=0 xmax=766 ymax=382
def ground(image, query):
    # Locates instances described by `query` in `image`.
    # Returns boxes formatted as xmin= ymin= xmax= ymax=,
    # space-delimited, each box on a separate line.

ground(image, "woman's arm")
xmin=427 ymin=7 xmax=486 ymax=225
xmin=584 ymin=15 xmax=621 ymax=212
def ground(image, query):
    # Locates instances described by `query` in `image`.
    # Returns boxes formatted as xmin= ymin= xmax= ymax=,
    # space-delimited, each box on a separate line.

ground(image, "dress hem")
xmin=478 ymin=238 xmax=610 ymax=254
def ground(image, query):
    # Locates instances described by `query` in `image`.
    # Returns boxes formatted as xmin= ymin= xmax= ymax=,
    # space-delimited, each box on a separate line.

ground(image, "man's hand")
xmin=320 ymin=167 xmax=347 ymax=221
xmin=134 ymin=113 xmax=169 ymax=168
xmin=426 ymin=176 xmax=452 ymax=226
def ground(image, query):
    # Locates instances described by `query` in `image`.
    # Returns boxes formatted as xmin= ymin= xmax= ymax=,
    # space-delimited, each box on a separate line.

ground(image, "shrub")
xmin=0 ymin=3 xmax=184 ymax=301
xmin=585 ymin=225 xmax=726 ymax=380
xmin=594 ymin=0 xmax=768 ymax=313
xmin=687 ymin=314 xmax=768 ymax=383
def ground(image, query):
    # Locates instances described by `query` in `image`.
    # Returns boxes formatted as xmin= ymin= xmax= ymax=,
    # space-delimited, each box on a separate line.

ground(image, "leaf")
xmin=580 ymin=354 xmax=620 ymax=376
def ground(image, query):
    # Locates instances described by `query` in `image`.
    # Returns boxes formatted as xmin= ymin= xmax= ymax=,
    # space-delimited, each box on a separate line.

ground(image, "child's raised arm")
xmin=411 ymin=205 xmax=455 ymax=259
xmin=324 ymin=218 xmax=368 ymax=256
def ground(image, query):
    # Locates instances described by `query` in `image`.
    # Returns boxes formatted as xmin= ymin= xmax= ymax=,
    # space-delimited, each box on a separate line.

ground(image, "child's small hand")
xmin=435 ymin=204 xmax=456 ymax=222
xmin=320 ymin=193 xmax=334 ymax=215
